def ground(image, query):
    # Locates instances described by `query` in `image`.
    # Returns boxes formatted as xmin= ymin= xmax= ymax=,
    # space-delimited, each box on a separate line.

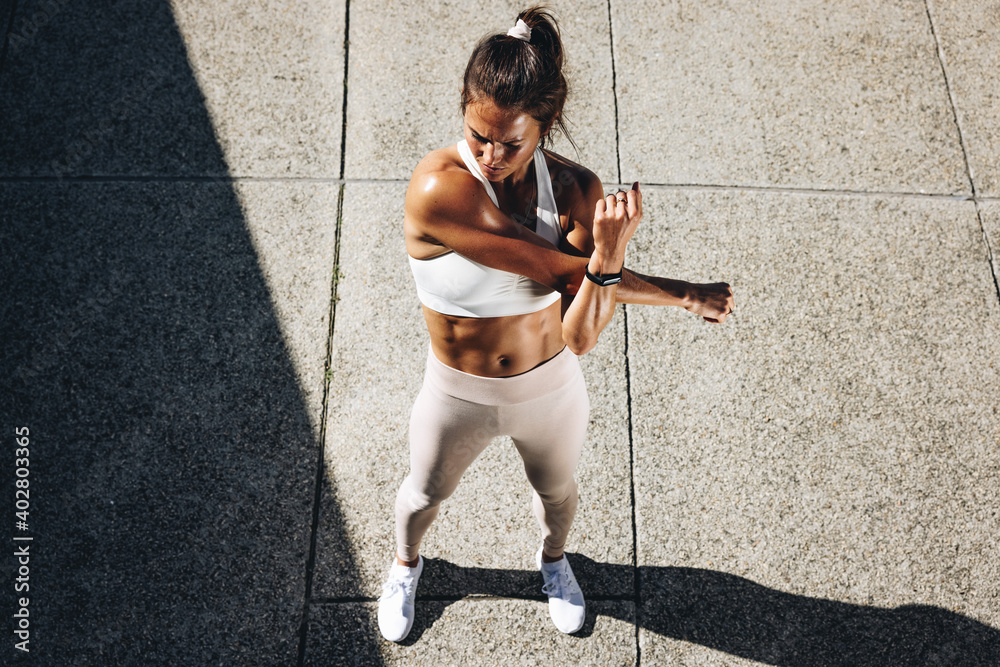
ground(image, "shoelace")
xmin=380 ymin=576 xmax=414 ymax=602
xmin=541 ymin=569 xmax=577 ymax=599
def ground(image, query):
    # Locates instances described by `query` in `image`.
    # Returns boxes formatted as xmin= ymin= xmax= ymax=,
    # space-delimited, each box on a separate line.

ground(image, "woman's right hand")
xmin=589 ymin=181 xmax=642 ymax=274
xmin=684 ymin=282 xmax=734 ymax=323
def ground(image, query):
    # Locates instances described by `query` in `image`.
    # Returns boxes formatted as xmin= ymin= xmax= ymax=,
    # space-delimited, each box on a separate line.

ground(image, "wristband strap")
xmin=585 ymin=265 xmax=623 ymax=286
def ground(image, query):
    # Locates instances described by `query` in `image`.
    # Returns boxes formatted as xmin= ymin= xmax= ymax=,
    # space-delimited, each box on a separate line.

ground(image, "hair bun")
xmin=461 ymin=6 xmax=574 ymax=150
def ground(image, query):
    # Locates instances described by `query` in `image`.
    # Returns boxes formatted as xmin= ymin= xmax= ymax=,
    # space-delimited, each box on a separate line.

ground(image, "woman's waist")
xmin=422 ymin=342 xmax=581 ymax=405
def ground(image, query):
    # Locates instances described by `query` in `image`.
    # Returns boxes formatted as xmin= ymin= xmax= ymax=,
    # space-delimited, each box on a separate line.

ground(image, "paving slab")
xmin=1 ymin=0 xmax=210 ymax=176
xmin=639 ymin=636 xmax=761 ymax=667
xmin=625 ymin=188 xmax=1000 ymax=646
xmin=637 ymin=566 xmax=1000 ymax=665
xmin=304 ymin=599 xmax=637 ymax=665
xmin=0 ymin=0 xmax=343 ymax=178
xmin=230 ymin=180 xmax=339 ymax=419
xmin=314 ymin=183 xmax=633 ymax=600
xmin=343 ymin=0 xmax=618 ymax=184
xmin=169 ymin=0 xmax=345 ymax=177
xmin=313 ymin=181 xmax=424 ymax=600
xmin=926 ymin=0 xmax=1000 ymax=197
xmin=612 ymin=0 xmax=967 ymax=194
xmin=1 ymin=181 xmax=335 ymax=662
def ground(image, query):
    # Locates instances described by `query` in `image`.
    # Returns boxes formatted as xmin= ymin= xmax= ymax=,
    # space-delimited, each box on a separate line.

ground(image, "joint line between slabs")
xmin=0 ymin=175 xmax=983 ymax=203
xmin=634 ymin=181 xmax=975 ymax=201
xmin=922 ymin=0 xmax=976 ymax=199
xmin=296 ymin=183 xmax=346 ymax=667
xmin=975 ymin=203 xmax=1000 ymax=306
xmin=622 ymin=304 xmax=641 ymax=665
xmin=338 ymin=0 xmax=351 ymax=181
xmin=922 ymin=0 xmax=1000 ymax=304
xmin=0 ymin=175 xmax=409 ymax=184
xmin=309 ymin=593 xmax=638 ymax=605
xmin=606 ymin=0 xmax=622 ymax=185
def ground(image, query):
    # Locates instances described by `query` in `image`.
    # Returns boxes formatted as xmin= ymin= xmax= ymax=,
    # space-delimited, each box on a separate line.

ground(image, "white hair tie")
xmin=507 ymin=18 xmax=531 ymax=42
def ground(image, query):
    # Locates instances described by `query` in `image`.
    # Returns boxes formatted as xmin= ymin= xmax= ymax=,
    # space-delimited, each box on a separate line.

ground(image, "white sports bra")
xmin=408 ymin=140 xmax=563 ymax=318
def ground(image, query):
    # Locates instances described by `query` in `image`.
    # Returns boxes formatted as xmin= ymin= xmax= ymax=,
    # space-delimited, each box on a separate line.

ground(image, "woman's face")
xmin=463 ymin=99 xmax=546 ymax=181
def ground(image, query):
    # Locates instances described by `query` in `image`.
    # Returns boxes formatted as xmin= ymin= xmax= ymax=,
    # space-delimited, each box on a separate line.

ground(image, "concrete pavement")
xmin=2 ymin=0 xmax=998 ymax=664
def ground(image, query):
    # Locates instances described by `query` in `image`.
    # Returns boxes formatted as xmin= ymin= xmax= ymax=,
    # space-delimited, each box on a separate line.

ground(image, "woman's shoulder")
xmin=409 ymin=145 xmax=482 ymax=199
xmin=413 ymin=145 xmax=461 ymax=175
xmin=542 ymin=148 xmax=598 ymax=181
xmin=541 ymin=148 xmax=603 ymax=208
xmin=406 ymin=145 xmax=489 ymax=224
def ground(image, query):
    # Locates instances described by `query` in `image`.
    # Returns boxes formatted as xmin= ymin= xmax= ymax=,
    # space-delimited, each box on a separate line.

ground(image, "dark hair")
xmin=461 ymin=6 xmax=574 ymax=150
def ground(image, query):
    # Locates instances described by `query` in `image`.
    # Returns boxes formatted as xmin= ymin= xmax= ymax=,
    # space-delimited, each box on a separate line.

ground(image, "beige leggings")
xmin=395 ymin=346 xmax=590 ymax=562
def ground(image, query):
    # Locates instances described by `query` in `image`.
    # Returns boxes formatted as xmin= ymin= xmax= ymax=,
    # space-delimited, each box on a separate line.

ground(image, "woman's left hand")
xmin=590 ymin=181 xmax=642 ymax=273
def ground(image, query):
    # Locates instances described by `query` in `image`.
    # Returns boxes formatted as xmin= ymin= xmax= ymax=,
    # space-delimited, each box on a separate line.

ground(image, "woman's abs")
xmin=422 ymin=300 xmax=566 ymax=377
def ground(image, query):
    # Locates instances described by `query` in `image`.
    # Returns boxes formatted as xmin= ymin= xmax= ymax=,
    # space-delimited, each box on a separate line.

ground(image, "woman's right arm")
xmin=406 ymin=166 xmax=730 ymax=334
xmin=405 ymin=169 xmax=591 ymax=294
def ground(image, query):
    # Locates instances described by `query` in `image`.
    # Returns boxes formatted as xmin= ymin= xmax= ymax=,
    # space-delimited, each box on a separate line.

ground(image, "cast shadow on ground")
xmin=405 ymin=556 xmax=1000 ymax=666
xmin=1 ymin=1 xmax=375 ymax=664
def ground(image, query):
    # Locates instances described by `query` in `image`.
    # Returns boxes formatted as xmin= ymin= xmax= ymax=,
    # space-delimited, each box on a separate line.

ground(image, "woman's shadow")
xmin=406 ymin=555 xmax=1000 ymax=666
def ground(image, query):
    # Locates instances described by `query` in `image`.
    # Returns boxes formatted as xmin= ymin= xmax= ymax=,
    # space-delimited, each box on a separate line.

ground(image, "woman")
xmin=378 ymin=7 xmax=733 ymax=642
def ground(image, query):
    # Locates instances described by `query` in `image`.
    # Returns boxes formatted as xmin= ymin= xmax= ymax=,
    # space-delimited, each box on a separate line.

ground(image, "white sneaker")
xmin=377 ymin=556 xmax=424 ymax=642
xmin=536 ymin=548 xmax=586 ymax=633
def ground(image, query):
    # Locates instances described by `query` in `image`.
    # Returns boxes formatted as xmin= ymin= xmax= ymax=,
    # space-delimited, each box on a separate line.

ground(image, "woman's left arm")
xmin=561 ymin=173 xmax=734 ymax=325
xmin=559 ymin=176 xmax=640 ymax=354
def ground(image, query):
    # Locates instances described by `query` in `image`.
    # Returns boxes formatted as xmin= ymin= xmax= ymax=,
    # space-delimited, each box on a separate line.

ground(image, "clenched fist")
xmin=685 ymin=282 xmax=734 ymax=323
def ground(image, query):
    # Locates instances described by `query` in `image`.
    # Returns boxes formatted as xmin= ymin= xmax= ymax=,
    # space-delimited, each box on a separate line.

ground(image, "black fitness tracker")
xmin=585 ymin=265 xmax=623 ymax=286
